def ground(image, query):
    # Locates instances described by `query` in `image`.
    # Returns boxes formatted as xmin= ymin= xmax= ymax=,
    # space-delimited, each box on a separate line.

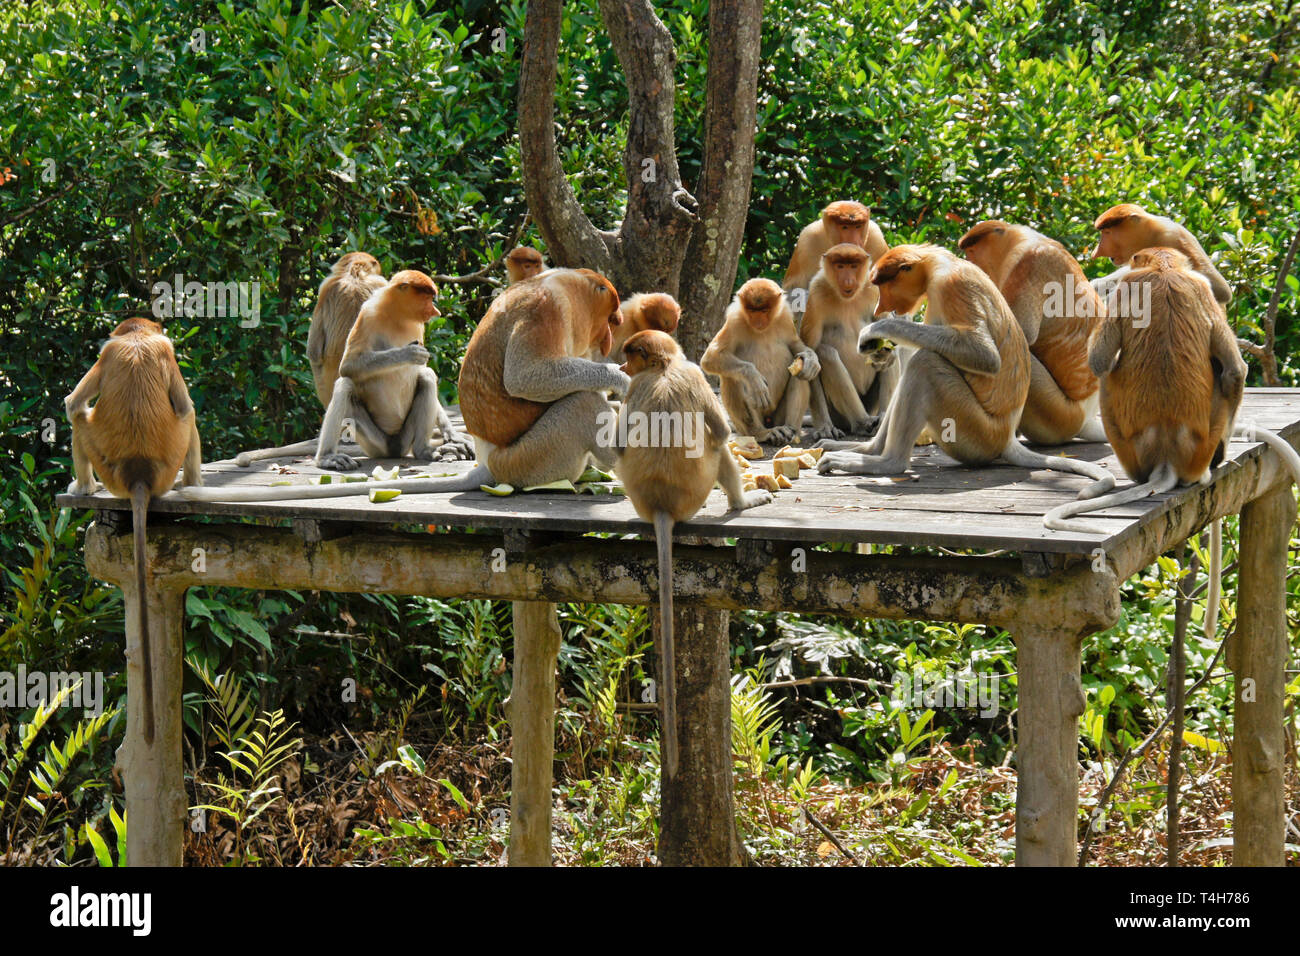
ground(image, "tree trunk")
xmin=678 ymin=1 xmax=764 ymax=360
xmin=657 ymin=605 xmax=748 ymax=866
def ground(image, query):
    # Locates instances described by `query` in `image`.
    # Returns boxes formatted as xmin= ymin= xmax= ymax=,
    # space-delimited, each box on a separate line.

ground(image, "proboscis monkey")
xmin=183 ymin=269 xmax=629 ymax=502
xmin=783 ymin=201 xmax=890 ymax=298
xmin=235 ymin=252 xmax=388 ymax=465
xmin=1090 ymin=204 xmax=1232 ymax=306
xmin=603 ymin=292 xmax=681 ymax=364
xmin=700 ymin=278 xmax=821 ymax=445
xmin=506 ymin=246 xmax=547 ymax=284
xmin=65 ymin=317 xmax=204 ymax=744
xmin=1044 ymin=247 xmax=1300 ymax=636
xmin=816 ymin=245 xmax=1115 ymax=492
xmin=309 ymin=252 xmax=387 ymax=407
xmin=801 ymin=243 xmax=897 ymax=439
xmin=959 ymin=221 xmax=1107 ymax=444
xmin=616 ymin=330 xmax=772 ymax=778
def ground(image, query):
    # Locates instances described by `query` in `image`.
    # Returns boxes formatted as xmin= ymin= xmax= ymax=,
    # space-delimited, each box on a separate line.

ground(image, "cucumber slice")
xmin=368 ymin=488 xmax=402 ymax=503
xmin=479 ymin=483 xmax=515 ymax=496
xmin=522 ymin=479 xmax=577 ymax=493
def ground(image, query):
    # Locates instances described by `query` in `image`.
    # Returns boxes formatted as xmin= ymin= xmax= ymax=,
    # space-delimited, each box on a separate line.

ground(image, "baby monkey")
xmin=616 ymin=330 xmax=773 ymax=778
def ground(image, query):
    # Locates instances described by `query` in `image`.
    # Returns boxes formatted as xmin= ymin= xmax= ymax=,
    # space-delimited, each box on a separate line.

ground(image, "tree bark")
xmin=518 ymin=0 xmax=762 ymax=330
xmin=657 ymin=605 xmax=748 ymax=866
xmin=678 ymin=0 xmax=764 ymax=360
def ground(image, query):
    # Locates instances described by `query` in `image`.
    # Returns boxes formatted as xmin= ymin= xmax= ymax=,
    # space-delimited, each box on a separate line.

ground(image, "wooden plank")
xmin=55 ymin=390 xmax=1300 ymax=556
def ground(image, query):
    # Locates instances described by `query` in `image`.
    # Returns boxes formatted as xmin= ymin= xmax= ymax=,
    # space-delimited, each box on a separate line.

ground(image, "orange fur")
xmin=1093 ymin=204 xmax=1231 ymax=304
xmin=608 ymin=292 xmax=681 ymax=360
xmin=307 ymin=251 xmax=386 ymax=408
xmin=960 ymin=221 xmax=1103 ymax=443
xmin=700 ymin=279 xmax=814 ymax=442
xmin=783 ymin=200 xmax=890 ymax=291
xmin=459 ymin=269 xmax=621 ymax=447
xmin=505 ymin=246 xmax=546 ymax=284
xmin=1092 ymin=247 xmax=1244 ymax=483
xmin=65 ymin=316 xmax=203 ymax=745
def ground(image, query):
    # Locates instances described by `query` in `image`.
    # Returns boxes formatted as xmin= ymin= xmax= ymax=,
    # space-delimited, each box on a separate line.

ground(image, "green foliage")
xmin=0 ymin=679 xmax=119 ymax=863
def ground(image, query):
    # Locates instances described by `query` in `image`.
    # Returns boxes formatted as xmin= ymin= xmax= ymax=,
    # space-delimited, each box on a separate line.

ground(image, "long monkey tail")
xmin=653 ymin=510 xmax=679 ymax=781
xmin=178 ymin=464 xmax=494 ymax=502
xmin=1207 ymin=424 xmax=1300 ymax=639
xmin=1043 ymin=463 xmax=1178 ymax=534
xmin=130 ymin=483 xmax=155 ymax=745
xmin=235 ymin=439 xmax=319 ymax=467
xmin=1001 ymin=438 xmax=1117 ymax=499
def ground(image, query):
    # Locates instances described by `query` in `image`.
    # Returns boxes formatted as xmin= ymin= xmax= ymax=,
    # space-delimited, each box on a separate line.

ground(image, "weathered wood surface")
xmin=57 ymin=391 xmax=1300 ymax=558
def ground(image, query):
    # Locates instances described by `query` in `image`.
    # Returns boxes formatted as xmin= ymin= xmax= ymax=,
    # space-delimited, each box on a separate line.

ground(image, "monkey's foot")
xmin=846 ymin=416 xmax=880 ymax=438
xmin=765 ymin=425 xmax=798 ymax=446
xmin=817 ymin=451 xmax=907 ymax=476
xmin=317 ymin=452 xmax=359 ymax=472
xmin=430 ymin=438 xmax=474 ymax=462
xmin=67 ymin=479 xmax=101 ymax=496
xmin=807 ymin=423 xmax=845 ymax=441
xmin=735 ymin=489 xmax=773 ymax=510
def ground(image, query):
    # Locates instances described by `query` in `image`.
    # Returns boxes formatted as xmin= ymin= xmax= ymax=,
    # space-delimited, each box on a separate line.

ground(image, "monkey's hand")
xmin=859 ymin=319 xmax=909 ymax=349
xmin=67 ymin=478 xmax=101 ymax=496
xmin=794 ymin=348 xmax=821 ymax=381
xmin=606 ymin=367 xmax=632 ymax=399
xmin=399 ymin=343 xmax=431 ymax=365
xmin=317 ymin=451 xmax=360 ymax=472
xmin=741 ymin=365 xmax=773 ymax=414
xmin=817 ymin=450 xmax=906 ymax=476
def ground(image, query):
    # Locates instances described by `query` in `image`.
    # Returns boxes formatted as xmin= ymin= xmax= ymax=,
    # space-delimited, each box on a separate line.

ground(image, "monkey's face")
xmin=871 ymin=251 xmax=927 ymax=316
xmin=509 ymin=252 xmax=544 ymax=279
xmin=831 ymin=219 xmax=867 ymax=248
xmin=1094 ymin=223 xmax=1132 ymax=264
xmin=957 ymin=222 xmax=1009 ymax=275
xmin=824 ymin=246 xmax=870 ymax=298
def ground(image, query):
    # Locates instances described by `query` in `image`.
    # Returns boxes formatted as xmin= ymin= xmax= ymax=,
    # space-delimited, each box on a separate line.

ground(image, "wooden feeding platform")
xmin=58 ymin=389 xmax=1300 ymax=866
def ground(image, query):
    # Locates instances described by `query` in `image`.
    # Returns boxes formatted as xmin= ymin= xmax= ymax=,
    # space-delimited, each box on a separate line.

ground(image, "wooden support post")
xmin=658 ymin=606 xmax=746 ymax=866
xmin=1013 ymin=623 xmax=1085 ymax=866
xmin=115 ymin=580 xmax=188 ymax=867
xmin=1229 ymin=483 xmax=1292 ymax=866
xmin=507 ymin=601 xmax=562 ymax=867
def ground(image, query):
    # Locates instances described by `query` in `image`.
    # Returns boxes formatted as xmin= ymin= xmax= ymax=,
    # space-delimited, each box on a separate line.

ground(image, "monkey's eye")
xmin=899 ymin=264 xmax=913 ymax=272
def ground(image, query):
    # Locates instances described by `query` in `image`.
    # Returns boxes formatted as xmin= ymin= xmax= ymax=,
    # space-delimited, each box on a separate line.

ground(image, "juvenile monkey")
xmin=1090 ymin=204 xmax=1231 ymax=306
xmin=235 ymin=252 xmax=388 ymax=465
xmin=65 ymin=317 xmax=204 ymax=744
xmin=603 ymin=292 xmax=681 ymax=363
xmin=184 ymin=269 xmax=629 ymax=502
xmin=506 ymin=246 xmax=547 ymax=284
xmin=802 ymin=243 xmax=897 ymax=439
xmin=700 ymin=279 xmax=821 ymax=445
xmin=783 ymin=200 xmax=890 ymax=295
xmin=959 ymin=221 xmax=1107 ymax=444
xmin=616 ymin=330 xmax=772 ymax=778
xmin=816 ymin=245 xmax=1115 ymax=491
